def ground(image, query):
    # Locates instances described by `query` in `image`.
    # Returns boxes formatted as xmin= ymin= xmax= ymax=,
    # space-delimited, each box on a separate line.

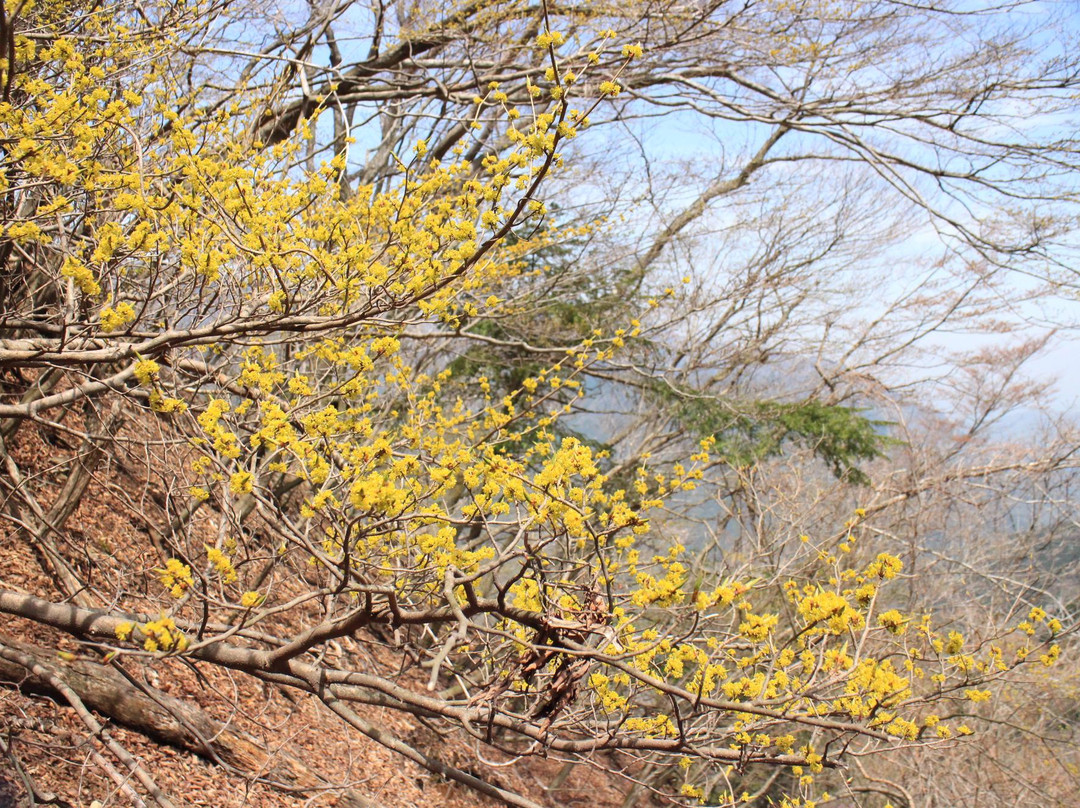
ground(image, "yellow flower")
xmin=877 ymin=609 xmax=908 ymax=635
xmin=536 ymin=30 xmax=565 ymax=49
xmin=100 ymin=301 xmax=136 ymax=332
xmin=1040 ymin=645 xmax=1061 ymax=666
xmin=206 ymin=546 xmax=238 ymax=583
xmin=60 ymin=256 xmax=101 ymax=296
xmin=149 ymin=390 xmax=187 ymax=413
xmin=141 ymin=616 xmax=186 ymax=653
xmin=133 ymin=359 xmax=160 ymax=386
xmin=866 ymin=553 xmax=903 ymax=580
xmin=680 ymin=783 xmax=704 ymax=800
xmin=157 ymin=559 xmax=194 ymax=598
xmin=229 ymin=470 xmax=254 ymax=495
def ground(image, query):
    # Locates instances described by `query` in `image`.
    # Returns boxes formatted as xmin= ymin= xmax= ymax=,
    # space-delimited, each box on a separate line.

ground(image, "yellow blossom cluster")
xmin=114 ymin=616 xmax=188 ymax=653
xmin=206 ymin=546 xmax=238 ymax=583
xmin=157 ymin=559 xmax=193 ymax=598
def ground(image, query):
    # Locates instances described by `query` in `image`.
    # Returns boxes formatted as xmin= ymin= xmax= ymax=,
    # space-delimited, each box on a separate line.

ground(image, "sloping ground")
xmin=0 ymin=421 xmax=628 ymax=808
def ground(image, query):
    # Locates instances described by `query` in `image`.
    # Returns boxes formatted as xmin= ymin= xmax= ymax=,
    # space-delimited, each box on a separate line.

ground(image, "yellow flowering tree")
xmin=0 ymin=1 xmax=1078 ymax=807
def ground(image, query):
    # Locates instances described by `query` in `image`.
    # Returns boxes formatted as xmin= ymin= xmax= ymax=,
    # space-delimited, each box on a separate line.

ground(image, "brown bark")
xmin=0 ymin=635 xmax=376 ymax=808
